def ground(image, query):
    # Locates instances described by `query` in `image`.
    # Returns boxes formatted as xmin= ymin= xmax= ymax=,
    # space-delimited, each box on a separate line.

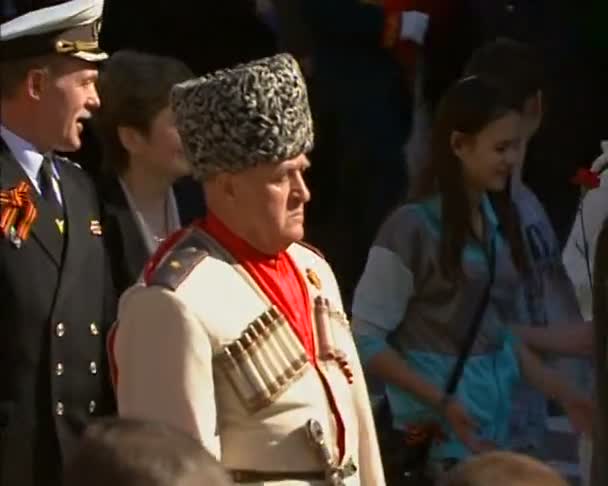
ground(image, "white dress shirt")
xmin=0 ymin=125 xmax=63 ymax=204
xmin=118 ymin=178 xmax=181 ymax=255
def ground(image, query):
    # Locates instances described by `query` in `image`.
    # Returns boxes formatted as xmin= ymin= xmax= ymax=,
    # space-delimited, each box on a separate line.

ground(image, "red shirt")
xmin=200 ymin=213 xmax=346 ymax=458
xmin=133 ymin=215 xmax=345 ymax=458
xmin=199 ymin=213 xmax=316 ymax=362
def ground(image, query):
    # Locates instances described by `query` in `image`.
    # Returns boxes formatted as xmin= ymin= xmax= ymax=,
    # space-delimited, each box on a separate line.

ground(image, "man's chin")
xmin=277 ymin=231 xmax=303 ymax=251
xmin=289 ymin=225 xmax=305 ymax=241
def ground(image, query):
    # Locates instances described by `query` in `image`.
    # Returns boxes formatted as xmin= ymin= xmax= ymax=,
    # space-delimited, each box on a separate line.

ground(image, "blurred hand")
xmin=555 ymin=322 xmax=594 ymax=357
xmin=561 ymin=394 xmax=595 ymax=435
xmin=516 ymin=322 xmax=594 ymax=358
xmin=443 ymin=400 xmax=496 ymax=453
xmin=573 ymin=322 xmax=594 ymax=357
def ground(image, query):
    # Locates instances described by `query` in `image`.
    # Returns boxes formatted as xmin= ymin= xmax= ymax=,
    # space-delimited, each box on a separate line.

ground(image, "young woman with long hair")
xmin=351 ymin=76 xmax=592 ymax=476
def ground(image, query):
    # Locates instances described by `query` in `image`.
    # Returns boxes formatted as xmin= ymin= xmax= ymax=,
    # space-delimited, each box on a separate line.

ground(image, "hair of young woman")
xmin=414 ymin=75 xmax=528 ymax=279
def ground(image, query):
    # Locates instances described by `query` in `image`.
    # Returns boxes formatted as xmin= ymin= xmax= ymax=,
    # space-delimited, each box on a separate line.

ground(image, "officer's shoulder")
xmin=54 ymin=155 xmax=82 ymax=170
xmin=293 ymin=241 xmax=325 ymax=260
xmin=55 ymin=155 xmax=93 ymax=188
xmin=290 ymin=241 xmax=336 ymax=282
xmin=145 ymin=227 xmax=211 ymax=291
xmin=290 ymin=242 xmax=344 ymax=311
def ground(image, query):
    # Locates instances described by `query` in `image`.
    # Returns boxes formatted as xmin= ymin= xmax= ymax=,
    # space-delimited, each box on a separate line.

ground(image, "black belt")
xmin=231 ymin=469 xmax=326 ymax=483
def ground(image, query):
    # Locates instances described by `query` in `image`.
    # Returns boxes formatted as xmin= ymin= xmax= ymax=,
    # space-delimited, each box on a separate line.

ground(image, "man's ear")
xmin=203 ymin=172 xmax=241 ymax=213
xmin=216 ymin=172 xmax=238 ymax=203
xmin=25 ymin=68 xmax=47 ymax=101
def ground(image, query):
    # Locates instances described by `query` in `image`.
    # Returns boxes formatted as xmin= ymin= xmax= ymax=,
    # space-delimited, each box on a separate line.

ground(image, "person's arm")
xmin=114 ymin=286 xmax=220 ymax=457
xmin=356 ymin=328 xmax=493 ymax=453
xmin=352 ymin=239 xmax=489 ymax=452
xmin=591 ymin=219 xmax=608 ymax=483
xmin=359 ymin=334 xmax=443 ymax=407
xmin=351 ymin=243 xmax=429 ymax=397
xmin=517 ymin=342 xmax=594 ymax=435
xmin=512 ymin=321 xmax=593 ymax=358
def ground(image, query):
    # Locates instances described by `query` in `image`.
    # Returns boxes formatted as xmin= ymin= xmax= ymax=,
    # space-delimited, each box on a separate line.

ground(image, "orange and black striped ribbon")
xmin=0 ymin=181 xmax=37 ymax=241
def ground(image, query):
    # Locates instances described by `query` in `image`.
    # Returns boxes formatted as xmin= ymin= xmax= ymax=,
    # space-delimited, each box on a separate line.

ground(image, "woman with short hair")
xmin=95 ymin=50 xmax=203 ymax=296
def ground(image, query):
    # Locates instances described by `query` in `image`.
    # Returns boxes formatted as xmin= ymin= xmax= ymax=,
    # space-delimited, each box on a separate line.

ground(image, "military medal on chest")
xmin=306 ymin=268 xmax=322 ymax=290
xmin=0 ymin=180 xmax=37 ymax=248
xmin=90 ymin=219 xmax=102 ymax=236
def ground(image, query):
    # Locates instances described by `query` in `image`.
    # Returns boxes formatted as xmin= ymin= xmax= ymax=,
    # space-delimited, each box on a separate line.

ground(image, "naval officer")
xmin=0 ymin=1 xmax=116 ymax=484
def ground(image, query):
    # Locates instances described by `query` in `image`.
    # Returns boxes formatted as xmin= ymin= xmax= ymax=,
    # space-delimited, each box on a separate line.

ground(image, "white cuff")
xmin=400 ymin=11 xmax=429 ymax=45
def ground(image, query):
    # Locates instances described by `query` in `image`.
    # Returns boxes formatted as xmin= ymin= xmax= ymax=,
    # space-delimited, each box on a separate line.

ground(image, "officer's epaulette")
xmin=145 ymin=227 xmax=210 ymax=291
xmin=296 ymin=240 xmax=325 ymax=260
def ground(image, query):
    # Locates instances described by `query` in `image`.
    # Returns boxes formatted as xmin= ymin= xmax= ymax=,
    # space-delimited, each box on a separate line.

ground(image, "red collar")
xmin=197 ymin=212 xmax=282 ymax=266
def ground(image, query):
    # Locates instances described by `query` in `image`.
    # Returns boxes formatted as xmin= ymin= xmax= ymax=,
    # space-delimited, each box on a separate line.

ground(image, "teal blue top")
xmin=352 ymin=194 xmax=525 ymax=460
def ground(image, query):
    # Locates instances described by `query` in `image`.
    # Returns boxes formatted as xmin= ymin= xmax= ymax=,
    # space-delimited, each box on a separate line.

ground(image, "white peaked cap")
xmin=0 ymin=0 xmax=107 ymax=61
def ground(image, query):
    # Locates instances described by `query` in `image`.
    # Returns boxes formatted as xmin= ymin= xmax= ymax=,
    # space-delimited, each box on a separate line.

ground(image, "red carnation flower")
xmin=571 ymin=168 xmax=601 ymax=190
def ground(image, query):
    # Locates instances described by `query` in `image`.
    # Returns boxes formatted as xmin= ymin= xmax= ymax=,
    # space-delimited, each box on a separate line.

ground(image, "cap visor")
xmin=71 ymin=50 xmax=108 ymax=62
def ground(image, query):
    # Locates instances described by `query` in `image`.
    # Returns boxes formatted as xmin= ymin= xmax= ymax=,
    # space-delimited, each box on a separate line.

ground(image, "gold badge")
xmin=306 ymin=269 xmax=322 ymax=290
xmin=55 ymin=219 xmax=65 ymax=235
xmin=90 ymin=220 xmax=102 ymax=236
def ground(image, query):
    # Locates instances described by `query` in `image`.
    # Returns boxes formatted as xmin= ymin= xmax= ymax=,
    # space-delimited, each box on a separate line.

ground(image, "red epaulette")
xmin=143 ymin=221 xmax=210 ymax=291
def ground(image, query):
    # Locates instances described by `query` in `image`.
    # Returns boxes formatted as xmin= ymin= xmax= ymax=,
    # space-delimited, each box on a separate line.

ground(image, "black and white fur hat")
xmin=170 ymin=53 xmax=314 ymax=181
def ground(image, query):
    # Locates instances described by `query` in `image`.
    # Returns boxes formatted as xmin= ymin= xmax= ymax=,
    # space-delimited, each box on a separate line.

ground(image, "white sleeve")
xmin=563 ymin=184 xmax=608 ymax=319
xmin=114 ymin=286 xmax=221 ymax=458
xmin=352 ymin=245 xmax=414 ymax=337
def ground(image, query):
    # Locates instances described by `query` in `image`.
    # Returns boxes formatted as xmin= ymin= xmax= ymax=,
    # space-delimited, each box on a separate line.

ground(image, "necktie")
xmin=39 ymin=155 xmax=65 ymax=236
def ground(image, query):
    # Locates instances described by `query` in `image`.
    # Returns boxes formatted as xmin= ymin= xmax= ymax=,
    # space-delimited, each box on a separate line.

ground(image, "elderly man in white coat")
xmin=108 ymin=53 xmax=386 ymax=486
